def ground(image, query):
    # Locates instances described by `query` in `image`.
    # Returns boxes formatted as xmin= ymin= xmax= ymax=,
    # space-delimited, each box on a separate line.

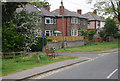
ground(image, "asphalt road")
xmin=41 ymin=52 xmax=118 ymax=79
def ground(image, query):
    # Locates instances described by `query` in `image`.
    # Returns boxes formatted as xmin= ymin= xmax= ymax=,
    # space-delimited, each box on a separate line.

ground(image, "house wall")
xmin=96 ymin=21 xmax=100 ymax=29
xmin=41 ymin=17 xmax=57 ymax=34
xmin=88 ymin=21 xmax=95 ymax=29
xmin=57 ymin=17 xmax=68 ymax=36
xmin=100 ymin=21 xmax=105 ymax=28
xmin=69 ymin=18 xmax=88 ymax=36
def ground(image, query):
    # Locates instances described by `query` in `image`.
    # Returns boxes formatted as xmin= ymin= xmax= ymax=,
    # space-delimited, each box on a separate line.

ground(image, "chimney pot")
xmin=60 ymin=6 xmax=64 ymax=15
xmin=77 ymin=9 xmax=82 ymax=15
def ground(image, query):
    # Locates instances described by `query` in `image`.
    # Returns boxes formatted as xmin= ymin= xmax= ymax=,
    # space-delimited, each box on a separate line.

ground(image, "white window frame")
xmin=71 ymin=29 xmax=78 ymax=36
xmin=45 ymin=17 xmax=54 ymax=24
xmin=45 ymin=30 xmax=54 ymax=36
xmin=71 ymin=18 xmax=78 ymax=24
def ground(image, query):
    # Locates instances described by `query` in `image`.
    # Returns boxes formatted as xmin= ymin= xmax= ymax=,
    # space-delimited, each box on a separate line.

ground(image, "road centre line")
xmin=106 ymin=69 xmax=118 ymax=79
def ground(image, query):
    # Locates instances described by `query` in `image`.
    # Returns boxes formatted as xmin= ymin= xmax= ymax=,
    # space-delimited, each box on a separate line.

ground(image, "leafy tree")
xmin=12 ymin=10 xmax=41 ymax=51
xmin=2 ymin=22 xmax=25 ymax=52
xmin=2 ymin=2 xmax=27 ymax=23
xmin=87 ymin=0 xmax=120 ymax=22
xmin=99 ymin=30 xmax=106 ymax=41
xmin=29 ymin=1 xmax=51 ymax=9
xmin=104 ymin=18 xmax=118 ymax=36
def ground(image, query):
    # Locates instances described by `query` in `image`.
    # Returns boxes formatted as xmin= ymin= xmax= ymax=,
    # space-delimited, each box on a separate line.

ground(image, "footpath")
xmin=1 ymin=48 xmax=119 ymax=80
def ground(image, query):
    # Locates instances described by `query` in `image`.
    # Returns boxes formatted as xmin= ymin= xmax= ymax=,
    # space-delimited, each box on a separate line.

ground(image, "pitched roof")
xmin=52 ymin=8 xmax=87 ymax=19
xmin=24 ymin=4 xmax=55 ymax=17
xmin=82 ymin=12 xmax=105 ymax=21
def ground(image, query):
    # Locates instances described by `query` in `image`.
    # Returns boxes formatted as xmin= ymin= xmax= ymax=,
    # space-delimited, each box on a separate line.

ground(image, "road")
xmin=38 ymin=51 xmax=118 ymax=79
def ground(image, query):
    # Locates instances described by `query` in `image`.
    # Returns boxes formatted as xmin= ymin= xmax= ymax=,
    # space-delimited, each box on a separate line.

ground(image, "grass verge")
xmin=58 ymin=41 xmax=118 ymax=52
xmin=2 ymin=54 xmax=77 ymax=76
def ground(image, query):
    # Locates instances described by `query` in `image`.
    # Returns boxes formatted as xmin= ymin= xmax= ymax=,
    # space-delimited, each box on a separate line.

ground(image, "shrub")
xmin=88 ymin=30 xmax=95 ymax=41
xmin=80 ymin=29 xmax=88 ymax=37
xmin=39 ymin=54 xmax=48 ymax=60
xmin=113 ymin=34 xmax=120 ymax=38
xmin=31 ymin=36 xmax=47 ymax=52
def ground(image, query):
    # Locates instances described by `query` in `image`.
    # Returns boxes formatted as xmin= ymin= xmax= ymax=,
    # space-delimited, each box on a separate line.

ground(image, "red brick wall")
xmin=57 ymin=18 xmax=68 ymax=36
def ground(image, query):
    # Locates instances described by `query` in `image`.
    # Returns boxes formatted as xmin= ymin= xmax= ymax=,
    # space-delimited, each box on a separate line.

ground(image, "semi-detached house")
xmin=22 ymin=4 xmax=57 ymax=36
xmin=52 ymin=5 xmax=88 ymax=36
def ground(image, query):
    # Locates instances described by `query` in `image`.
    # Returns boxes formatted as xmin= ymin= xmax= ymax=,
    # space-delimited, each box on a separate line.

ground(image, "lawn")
xmin=58 ymin=41 xmax=119 ymax=52
xmin=2 ymin=54 xmax=77 ymax=76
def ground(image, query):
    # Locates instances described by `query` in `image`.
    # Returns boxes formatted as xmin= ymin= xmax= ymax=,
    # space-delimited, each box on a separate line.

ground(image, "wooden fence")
xmin=2 ymin=51 xmax=25 ymax=59
xmin=48 ymin=36 xmax=84 ymax=42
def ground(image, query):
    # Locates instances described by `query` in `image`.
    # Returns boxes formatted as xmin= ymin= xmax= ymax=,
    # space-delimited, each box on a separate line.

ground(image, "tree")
xmin=87 ymin=0 xmax=120 ymax=22
xmin=104 ymin=18 xmax=118 ymax=36
xmin=12 ymin=10 xmax=41 ymax=51
xmin=99 ymin=30 xmax=106 ymax=41
xmin=2 ymin=22 xmax=25 ymax=52
xmin=29 ymin=1 xmax=51 ymax=9
xmin=2 ymin=2 xmax=27 ymax=23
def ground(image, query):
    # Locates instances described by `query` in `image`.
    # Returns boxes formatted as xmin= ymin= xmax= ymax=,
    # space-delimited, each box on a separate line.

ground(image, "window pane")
xmin=46 ymin=19 xmax=50 ymax=24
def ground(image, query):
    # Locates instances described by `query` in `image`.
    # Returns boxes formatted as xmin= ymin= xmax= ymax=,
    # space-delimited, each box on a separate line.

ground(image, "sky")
xmin=45 ymin=0 xmax=96 ymax=14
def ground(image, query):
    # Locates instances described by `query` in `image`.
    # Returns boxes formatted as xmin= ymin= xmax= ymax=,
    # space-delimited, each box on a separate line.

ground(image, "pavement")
xmin=1 ymin=48 xmax=119 ymax=80
xmin=1 ymin=57 xmax=90 ymax=80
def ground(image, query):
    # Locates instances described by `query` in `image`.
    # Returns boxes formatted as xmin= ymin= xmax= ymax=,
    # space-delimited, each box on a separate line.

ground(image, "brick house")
xmin=18 ymin=4 xmax=57 ymax=36
xmin=52 ymin=6 xmax=88 ymax=36
xmin=82 ymin=11 xmax=106 ymax=31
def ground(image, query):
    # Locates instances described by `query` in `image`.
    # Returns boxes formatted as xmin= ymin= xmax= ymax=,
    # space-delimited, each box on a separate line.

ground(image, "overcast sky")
xmin=46 ymin=0 xmax=96 ymax=14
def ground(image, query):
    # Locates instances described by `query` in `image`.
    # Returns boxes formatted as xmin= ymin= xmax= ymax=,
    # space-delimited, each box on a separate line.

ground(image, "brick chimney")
xmin=77 ymin=9 xmax=82 ymax=15
xmin=45 ymin=7 xmax=50 ymax=12
xmin=60 ymin=6 xmax=64 ymax=15
xmin=93 ymin=10 xmax=97 ymax=15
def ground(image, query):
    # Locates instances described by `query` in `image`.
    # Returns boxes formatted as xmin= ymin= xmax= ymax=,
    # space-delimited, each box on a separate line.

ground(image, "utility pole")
xmin=61 ymin=0 xmax=65 ymax=50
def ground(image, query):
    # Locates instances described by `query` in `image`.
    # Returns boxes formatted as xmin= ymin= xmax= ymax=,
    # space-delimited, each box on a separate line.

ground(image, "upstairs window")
xmin=71 ymin=18 xmax=78 ymax=24
xmin=45 ymin=17 xmax=56 ymax=24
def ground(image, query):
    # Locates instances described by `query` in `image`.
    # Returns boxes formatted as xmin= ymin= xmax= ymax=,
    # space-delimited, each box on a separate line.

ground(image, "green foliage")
xmin=39 ymin=54 xmax=48 ymax=60
xmin=29 ymin=1 xmax=50 ymax=8
xmin=104 ymin=18 xmax=118 ymax=36
xmin=92 ymin=0 xmax=120 ymax=20
xmin=80 ymin=29 xmax=88 ymax=37
xmin=2 ymin=54 xmax=77 ymax=76
xmin=12 ymin=10 xmax=41 ymax=51
xmin=58 ymin=41 xmax=118 ymax=52
xmin=2 ymin=2 xmax=27 ymax=23
xmin=113 ymin=34 xmax=120 ymax=38
xmin=88 ymin=30 xmax=95 ymax=41
xmin=99 ymin=30 xmax=106 ymax=41
xmin=47 ymin=38 xmax=52 ymax=42
xmin=31 ymin=36 xmax=47 ymax=52
xmin=2 ymin=22 xmax=25 ymax=52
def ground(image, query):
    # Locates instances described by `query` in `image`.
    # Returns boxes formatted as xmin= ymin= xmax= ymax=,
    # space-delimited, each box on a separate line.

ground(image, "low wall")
xmin=43 ymin=40 xmax=85 ymax=50
xmin=65 ymin=40 xmax=84 ymax=48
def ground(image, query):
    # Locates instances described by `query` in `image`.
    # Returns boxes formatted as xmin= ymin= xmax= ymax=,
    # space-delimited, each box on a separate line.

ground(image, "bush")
xmin=80 ymin=29 xmax=88 ymax=37
xmin=39 ymin=54 xmax=48 ymax=60
xmin=31 ymin=36 xmax=47 ymax=52
xmin=88 ymin=30 xmax=95 ymax=41
xmin=47 ymin=38 xmax=52 ymax=42
xmin=113 ymin=34 xmax=120 ymax=38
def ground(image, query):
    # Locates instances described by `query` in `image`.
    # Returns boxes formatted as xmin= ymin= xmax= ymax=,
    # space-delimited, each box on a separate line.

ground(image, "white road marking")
xmin=107 ymin=69 xmax=118 ymax=79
